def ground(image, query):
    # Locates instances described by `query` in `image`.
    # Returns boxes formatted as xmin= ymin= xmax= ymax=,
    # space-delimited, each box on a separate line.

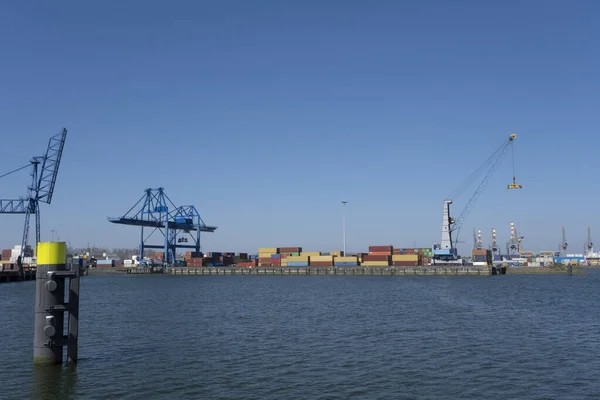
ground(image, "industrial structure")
xmin=490 ymin=228 xmax=498 ymax=255
xmin=432 ymin=133 xmax=522 ymax=265
xmin=586 ymin=226 xmax=594 ymax=256
xmin=108 ymin=188 xmax=217 ymax=264
xmin=560 ymin=226 xmax=568 ymax=255
xmin=0 ymin=128 xmax=67 ymax=275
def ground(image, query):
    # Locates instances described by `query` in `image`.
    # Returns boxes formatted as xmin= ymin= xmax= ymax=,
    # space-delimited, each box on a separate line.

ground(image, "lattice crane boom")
xmin=452 ymin=133 xmax=518 ymax=241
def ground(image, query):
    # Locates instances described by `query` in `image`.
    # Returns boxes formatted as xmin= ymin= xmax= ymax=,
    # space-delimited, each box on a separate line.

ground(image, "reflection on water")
xmin=32 ymin=363 xmax=78 ymax=400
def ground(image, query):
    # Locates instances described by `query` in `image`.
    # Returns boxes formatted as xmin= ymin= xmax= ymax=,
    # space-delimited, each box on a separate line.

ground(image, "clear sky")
xmin=0 ymin=0 xmax=598 ymax=255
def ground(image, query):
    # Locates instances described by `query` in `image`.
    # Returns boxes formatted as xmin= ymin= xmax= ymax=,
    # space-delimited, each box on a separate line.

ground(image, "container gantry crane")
xmin=0 ymin=128 xmax=67 ymax=274
xmin=108 ymin=188 xmax=217 ymax=265
xmin=432 ymin=133 xmax=521 ymax=265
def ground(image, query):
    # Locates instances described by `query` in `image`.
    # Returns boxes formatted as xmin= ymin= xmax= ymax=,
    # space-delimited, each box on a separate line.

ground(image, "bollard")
xmin=33 ymin=242 xmax=80 ymax=365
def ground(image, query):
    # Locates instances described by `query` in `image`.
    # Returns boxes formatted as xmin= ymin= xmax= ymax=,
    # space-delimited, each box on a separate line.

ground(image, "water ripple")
xmin=2 ymin=272 xmax=600 ymax=399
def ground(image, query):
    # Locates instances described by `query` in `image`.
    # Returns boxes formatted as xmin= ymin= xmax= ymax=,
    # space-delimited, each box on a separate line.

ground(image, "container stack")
xmin=362 ymin=246 xmax=392 ymax=267
xmin=286 ymin=254 xmax=310 ymax=267
xmin=208 ymin=252 xmax=225 ymax=266
xmin=309 ymin=255 xmax=334 ymax=267
xmin=258 ymin=247 xmax=279 ymax=267
xmin=185 ymin=252 xmax=205 ymax=268
xmin=472 ymin=249 xmax=493 ymax=266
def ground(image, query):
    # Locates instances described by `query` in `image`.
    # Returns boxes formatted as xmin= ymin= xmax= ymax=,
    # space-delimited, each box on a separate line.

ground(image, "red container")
xmin=363 ymin=255 xmax=390 ymax=262
xmin=369 ymin=251 xmax=392 ymax=256
xmin=393 ymin=261 xmax=419 ymax=267
xmin=309 ymin=261 xmax=333 ymax=267
xmin=237 ymin=262 xmax=255 ymax=267
xmin=280 ymin=247 xmax=302 ymax=253
xmin=259 ymin=257 xmax=272 ymax=263
xmin=369 ymin=246 xmax=393 ymax=253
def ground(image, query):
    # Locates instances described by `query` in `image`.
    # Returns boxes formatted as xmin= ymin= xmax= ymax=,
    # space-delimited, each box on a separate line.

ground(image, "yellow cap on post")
xmin=37 ymin=242 xmax=67 ymax=265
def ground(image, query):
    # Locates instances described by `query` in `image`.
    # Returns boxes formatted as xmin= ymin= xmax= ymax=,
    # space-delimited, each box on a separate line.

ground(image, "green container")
xmin=288 ymin=252 xmax=300 ymax=256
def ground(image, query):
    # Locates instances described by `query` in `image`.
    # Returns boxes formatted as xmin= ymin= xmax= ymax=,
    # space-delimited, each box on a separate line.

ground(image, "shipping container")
xmin=392 ymin=255 xmax=419 ymax=261
xmin=369 ymin=251 xmax=392 ymax=256
xmin=392 ymin=261 xmax=419 ymax=267
xmin=369 ymin=245 xmax=393 ymax=253
xmin=287 ymin=261 xmax=309 ymax=267
xmin=363 ymin=255 xmax=390 ymax=262
xmin=287 ymin=255 xmax=310 ymax=262
xmin=237 ymin=262 xmax=256 ymax=267
xmin=279 ymin=247 xmax=302 ymax=253
xmin=335 ymin=256 xmax=359 ymax=263
xmin=334 ymin=261 xmax=358 ymax=267
xmin=271 ymin=254 xmax=281 ymax=259
xmin=258 ymin=253 xmax=274 ymax=259
xmin=258 ymin=248 xmax=278 ymax=254
xmin=362 ymin=261 xmax=390 ymax=267
xmin=310 ymin=255 xmax=334 ymax=262
xmin=310 ymin=261 xmax=333 ymax=267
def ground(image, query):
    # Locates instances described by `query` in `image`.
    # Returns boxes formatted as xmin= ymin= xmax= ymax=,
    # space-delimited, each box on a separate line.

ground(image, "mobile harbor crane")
xmin=0 ymin=129 xmax=67 ymax=276
xmin=432 ymin=133 xmax=521 ymax=265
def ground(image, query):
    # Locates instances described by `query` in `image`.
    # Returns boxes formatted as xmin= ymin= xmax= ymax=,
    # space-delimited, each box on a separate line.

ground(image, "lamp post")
xmin=341 ymin=201 xmax=347 ymax=255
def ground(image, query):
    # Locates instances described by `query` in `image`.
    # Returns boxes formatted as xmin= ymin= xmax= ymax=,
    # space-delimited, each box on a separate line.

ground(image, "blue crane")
xmin=108 ymin=188 xmax=217 ymax=264
xmin=432 ymin=133 xmax=521 ymax=265
xmin=0 ymin=128 xmax=68 ymax=273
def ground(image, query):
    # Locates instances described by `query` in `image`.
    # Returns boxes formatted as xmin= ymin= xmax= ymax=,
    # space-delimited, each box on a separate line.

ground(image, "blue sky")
xmin=0 ymin=0 xmax=598 ymax=255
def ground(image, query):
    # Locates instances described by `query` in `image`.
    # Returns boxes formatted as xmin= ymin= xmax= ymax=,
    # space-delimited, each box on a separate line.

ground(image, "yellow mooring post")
xmin=33 ymin=242 xmax=80 ymax=365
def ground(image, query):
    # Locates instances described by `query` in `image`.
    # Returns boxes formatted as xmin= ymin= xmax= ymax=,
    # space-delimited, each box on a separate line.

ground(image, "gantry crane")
xmin=585 ymin=226 xmax=593 ymax=255
xmin=472 ymin=228 xmax=483 ymax=250
xmin=0 ymin=128 xmax=67 ymax=274
xmin=432 ymin=133 xmax=521 ymax=264
xmin=560 ymin=226 xmax=568 ymax=255
xmin=108 ymin=188 xmax=217 ymax=264
xmin=490 ymin=228 xmax=498 ymax=255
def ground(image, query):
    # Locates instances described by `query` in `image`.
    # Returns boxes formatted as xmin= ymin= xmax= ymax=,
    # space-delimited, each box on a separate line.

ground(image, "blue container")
xmin=334 ymin=262 xmax=358 ymax=267
xmin=271 ymin=254 xmax=281 ymax=259
xmin=287 ymin=262 xmax=309 ymax=267
xmin=210 ymin=263 xmax=225 ymax=267
xmin=493 ymin=255 xmax=502 ymax=261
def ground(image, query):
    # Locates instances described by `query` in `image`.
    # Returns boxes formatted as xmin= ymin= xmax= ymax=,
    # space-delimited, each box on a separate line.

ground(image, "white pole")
xmin=342 ymin=201 xmax=347 ymax=255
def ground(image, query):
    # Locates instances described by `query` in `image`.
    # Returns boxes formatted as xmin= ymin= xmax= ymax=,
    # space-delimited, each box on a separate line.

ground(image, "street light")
xmin=341 ymin=201 xmax=347 ymax=255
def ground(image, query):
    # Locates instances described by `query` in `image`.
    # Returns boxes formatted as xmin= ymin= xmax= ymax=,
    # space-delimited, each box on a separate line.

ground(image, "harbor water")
xmin=2 ymin=271 xmax=600 ymax=399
